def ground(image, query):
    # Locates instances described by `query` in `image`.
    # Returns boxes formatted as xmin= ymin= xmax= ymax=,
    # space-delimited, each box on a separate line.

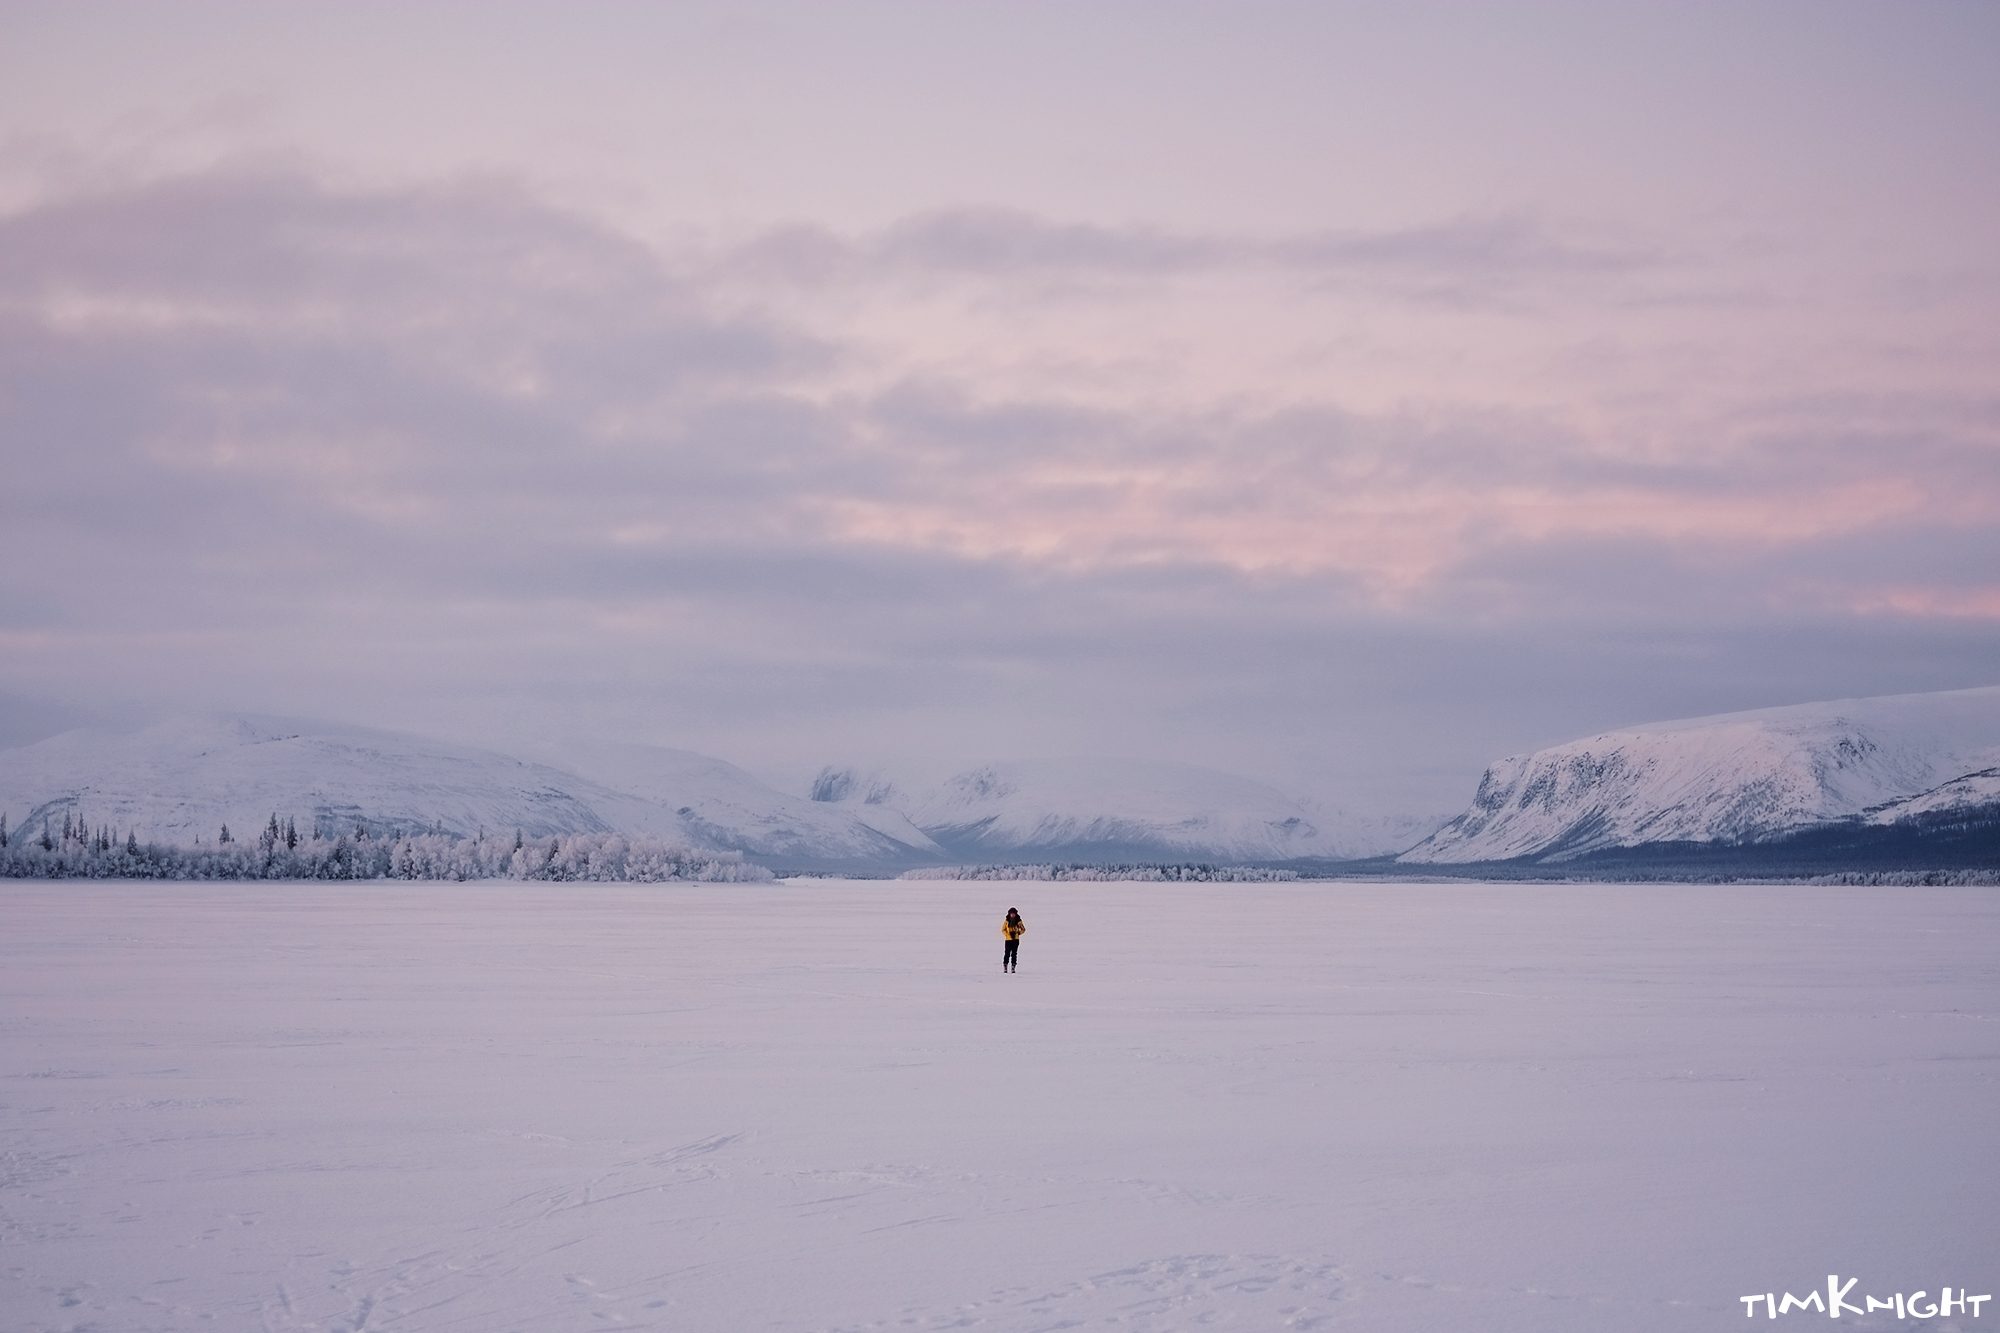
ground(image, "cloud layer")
xmin=2 ymin=164 xmax=1996 ymax=812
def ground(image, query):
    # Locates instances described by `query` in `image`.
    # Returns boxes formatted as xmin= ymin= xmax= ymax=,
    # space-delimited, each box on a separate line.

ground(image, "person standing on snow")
xmin=1002 ymin=907 xmax=1025 ymax=972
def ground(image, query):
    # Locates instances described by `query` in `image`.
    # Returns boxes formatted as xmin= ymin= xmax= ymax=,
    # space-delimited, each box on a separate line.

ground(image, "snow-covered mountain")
xmin=812 ymin=758 xmax=1439 ymax=862
xmin=530 ymin=741 xmax=941 ymax=862
xmin=0 ymin=715 xmax=1437 ymax=871
xmin=1402 ymin=686 xmax=2000 ymax=864
xmin=0 ymin=714 xmax=939 ymax=867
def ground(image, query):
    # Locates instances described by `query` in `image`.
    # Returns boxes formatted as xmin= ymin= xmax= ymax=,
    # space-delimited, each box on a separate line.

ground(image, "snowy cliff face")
xmin=808 ymin=767 xmax=902 ymax=807
xmin=1402 ymin=686 xmax=2000 ymax=864
xmin=0 ymin=715 xmax=940 ymax=865
xmin=817 ymin=757 xmax=1433 ymax=862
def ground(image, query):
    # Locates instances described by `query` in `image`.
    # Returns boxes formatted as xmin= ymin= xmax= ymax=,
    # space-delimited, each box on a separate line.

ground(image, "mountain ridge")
xmin=0 ymin=714 xmax=940 ymax=869
xmin=811 ymin=757 xmax=1446 ymax=862
xmin=1401 ymin=685 xmax=2000 ymax=865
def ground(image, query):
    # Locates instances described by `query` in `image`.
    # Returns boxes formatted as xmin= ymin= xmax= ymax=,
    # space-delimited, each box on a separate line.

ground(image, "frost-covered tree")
xmin=219 ymin=824 xmax=232 ymax=844
xmin=2 ymin=826 xmax=769 ymax=883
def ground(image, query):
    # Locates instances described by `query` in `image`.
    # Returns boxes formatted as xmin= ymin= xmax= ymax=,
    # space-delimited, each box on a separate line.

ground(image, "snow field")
xmin=2 ymin=880 xmax=1996 ymax=1331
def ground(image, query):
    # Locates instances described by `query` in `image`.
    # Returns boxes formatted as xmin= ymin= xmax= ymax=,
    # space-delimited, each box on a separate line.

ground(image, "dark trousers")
xmin=1003 ymin=938 xmax=1019 ymax=970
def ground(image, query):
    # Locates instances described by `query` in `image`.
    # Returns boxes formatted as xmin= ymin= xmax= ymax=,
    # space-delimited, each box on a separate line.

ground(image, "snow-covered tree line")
xmin=1804 ymin=868 xmax=2000 ymax=887
xmin=0 ymin=811 xmax=770 ymax=882
xmin=905 ymin=863 xmax=1302 ymax=882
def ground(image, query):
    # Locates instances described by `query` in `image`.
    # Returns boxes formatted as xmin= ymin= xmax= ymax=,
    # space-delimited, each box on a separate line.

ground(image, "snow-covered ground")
xmin=3 ymin=880 xmax=1994 ymax=1331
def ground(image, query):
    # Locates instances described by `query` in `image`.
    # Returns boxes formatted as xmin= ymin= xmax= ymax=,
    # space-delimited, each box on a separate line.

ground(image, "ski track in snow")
xmin=1 ymin=880 xmax=1995 ymax=1332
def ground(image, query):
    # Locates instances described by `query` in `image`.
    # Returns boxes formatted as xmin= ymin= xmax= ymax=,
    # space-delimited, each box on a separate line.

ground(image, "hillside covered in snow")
xmin=0 ymin=716 xmax=1441 ymax=872
xmin=811 ymin=758 xmax=1442 ymax=863
xmin=1401 ymin=685 xmax=2000 ymax=866
xmin=18 ymin=690 xmax=1992 ymax=876
xmin=0 ymin=715 xmax=941 ymax=871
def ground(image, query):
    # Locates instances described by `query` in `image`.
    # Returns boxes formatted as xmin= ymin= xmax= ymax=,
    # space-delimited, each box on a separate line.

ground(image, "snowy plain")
xmin=2 ymin=880 xmax=1995 ymax=1332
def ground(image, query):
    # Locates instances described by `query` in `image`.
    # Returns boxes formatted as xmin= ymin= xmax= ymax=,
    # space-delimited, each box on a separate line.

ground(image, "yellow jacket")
xmin=1002 ymin=915 xmax=1026 ymax=940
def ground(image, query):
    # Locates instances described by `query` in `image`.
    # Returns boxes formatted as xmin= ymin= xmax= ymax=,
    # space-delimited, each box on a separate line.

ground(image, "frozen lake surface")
xmin=3 ymin=880 xmax=1995 ymax=1331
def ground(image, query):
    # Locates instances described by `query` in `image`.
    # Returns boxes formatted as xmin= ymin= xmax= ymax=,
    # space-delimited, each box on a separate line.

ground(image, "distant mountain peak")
xmin=808 ymin=766 xmax=901 ymax=806
xmin=809 ymin=755 xmax=1443 ymax=862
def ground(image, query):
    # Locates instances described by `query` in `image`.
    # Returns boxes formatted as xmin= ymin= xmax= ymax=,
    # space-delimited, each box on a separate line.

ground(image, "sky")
xmin=1 ymin=2 xmax=1997 ymax=815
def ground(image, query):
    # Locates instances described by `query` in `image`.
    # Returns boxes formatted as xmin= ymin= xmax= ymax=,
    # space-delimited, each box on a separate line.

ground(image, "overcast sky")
xmin=2 ymin=2 xmax=1997 ymax=814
